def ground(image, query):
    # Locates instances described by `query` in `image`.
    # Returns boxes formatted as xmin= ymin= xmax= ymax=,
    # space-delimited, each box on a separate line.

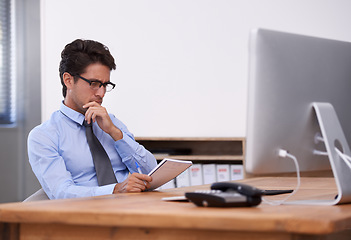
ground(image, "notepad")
xmin=148 ymin=158 xmax=193 ymax=191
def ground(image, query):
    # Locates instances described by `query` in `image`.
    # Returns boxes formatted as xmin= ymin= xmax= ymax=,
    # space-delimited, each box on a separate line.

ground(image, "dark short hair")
xmin=59 ymin=39 xmax=116 ymax=97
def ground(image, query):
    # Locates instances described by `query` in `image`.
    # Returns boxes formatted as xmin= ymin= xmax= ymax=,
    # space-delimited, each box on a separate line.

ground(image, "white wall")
xmin=41 ymin=0 xmax=351 ymax=137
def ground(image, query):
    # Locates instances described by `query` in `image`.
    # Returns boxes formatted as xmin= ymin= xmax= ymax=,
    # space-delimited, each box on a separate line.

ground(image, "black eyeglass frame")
xmin=76 ymin=75 xmax=116 ymax=92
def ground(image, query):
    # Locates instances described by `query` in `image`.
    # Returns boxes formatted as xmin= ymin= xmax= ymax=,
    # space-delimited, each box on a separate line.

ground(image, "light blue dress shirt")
xmin=27 ymin=102 xmax=157 ymax=199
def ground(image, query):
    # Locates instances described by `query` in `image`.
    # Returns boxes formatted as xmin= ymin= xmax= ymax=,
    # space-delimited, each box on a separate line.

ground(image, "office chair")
xmin=23 ymin=188 xmax=49 ymax=202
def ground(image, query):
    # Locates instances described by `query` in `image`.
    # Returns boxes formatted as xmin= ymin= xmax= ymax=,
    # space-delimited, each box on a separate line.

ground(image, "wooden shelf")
xmin=135 ymin=137 xmax=245 ymax=163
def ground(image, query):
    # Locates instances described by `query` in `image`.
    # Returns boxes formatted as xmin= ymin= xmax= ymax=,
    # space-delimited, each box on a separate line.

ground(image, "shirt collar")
xmin=59 ymin=101 xmax=85 ymax=126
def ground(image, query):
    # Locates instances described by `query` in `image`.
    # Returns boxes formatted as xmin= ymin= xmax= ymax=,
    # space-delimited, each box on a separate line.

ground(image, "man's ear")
xmin=63 ymin=72 xmax=74 ymax=89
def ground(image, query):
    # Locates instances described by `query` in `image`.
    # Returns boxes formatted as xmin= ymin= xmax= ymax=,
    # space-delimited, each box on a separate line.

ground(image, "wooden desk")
xmin=1 ymin=177 xmax=351 ymax=240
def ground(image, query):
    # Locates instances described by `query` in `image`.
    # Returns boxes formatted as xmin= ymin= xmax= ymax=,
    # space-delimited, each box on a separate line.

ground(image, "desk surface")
xmin=1 ymin=177 xmax=351 ymax=240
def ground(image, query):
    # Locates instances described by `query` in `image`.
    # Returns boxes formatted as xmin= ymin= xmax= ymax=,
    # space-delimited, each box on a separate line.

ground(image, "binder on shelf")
xmin=230 ymin=164 xmax=244 ymax=180
xmin=176 ymin=169 xmax=191 ymax=188
xmin=203 ymin=164 xmax=217 ymax=184
xmin=216 ymin=164 xmax=230 ymax=182
xmin=189 ymin=164 xmax=203 ymax=186
xmin=158 ymin=179 xmax=176 ymax=190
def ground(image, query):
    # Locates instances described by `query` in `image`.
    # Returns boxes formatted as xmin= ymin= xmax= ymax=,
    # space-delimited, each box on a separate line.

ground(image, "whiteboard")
xmin=41 ymin=0 xmax=351 ymax=137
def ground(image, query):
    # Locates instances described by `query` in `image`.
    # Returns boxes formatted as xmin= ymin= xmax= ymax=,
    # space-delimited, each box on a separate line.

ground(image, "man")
xmin=28 ymin=39 xmax=157 ymax=199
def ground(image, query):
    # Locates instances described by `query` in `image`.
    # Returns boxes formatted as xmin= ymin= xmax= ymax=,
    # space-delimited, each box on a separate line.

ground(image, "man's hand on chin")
xmin=83 ymin=101 xmax=123 ymax=141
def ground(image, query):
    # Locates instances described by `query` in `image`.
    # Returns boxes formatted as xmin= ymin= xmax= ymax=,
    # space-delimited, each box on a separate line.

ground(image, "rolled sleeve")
xmin=114 ymin=132 xmax=157 ymax=174
xmin=114 ymin=132 xmax=139 ymax=160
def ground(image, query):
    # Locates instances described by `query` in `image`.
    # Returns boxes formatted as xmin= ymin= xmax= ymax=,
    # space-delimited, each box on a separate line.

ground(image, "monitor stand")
xmin=287 ymin=102 xmax=351 ymax=205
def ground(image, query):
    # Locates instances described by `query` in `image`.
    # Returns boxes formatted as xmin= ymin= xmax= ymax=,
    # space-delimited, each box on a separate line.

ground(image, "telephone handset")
xmin=185 ymin=182 xmax=293 ymax=208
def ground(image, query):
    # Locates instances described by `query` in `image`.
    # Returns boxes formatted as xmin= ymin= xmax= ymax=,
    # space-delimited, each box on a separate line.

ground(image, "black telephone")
xmin=185 ymin=182 xmax=293 ymax=208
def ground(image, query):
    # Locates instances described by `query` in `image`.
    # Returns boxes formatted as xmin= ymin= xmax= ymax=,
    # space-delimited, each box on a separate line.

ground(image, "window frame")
xmin=0 ymin=0 xmax=15 ymax=124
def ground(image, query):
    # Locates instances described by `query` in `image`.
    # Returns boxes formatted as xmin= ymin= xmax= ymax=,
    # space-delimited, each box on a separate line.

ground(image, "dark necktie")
xmin=83 ymin=120 xmax=117 ymax=186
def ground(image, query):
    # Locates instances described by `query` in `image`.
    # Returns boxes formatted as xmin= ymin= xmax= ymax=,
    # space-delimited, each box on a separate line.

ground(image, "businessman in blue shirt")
xmin=28 ymin=39 xmax=157 ymax=199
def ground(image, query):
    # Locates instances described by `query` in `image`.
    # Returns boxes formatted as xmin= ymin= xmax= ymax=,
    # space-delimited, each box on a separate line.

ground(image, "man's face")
xmin=64 ymin=63 xmax=111 ymax=114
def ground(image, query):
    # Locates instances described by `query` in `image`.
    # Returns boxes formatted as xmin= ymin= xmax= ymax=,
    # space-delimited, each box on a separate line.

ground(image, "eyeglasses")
xmin=77 ymin=75 xmax=116 ymax=92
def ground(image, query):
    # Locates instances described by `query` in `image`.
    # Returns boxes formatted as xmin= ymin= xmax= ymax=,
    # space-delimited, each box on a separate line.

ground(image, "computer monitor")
xmin=245 ymin=28 xmax=351 ymax=175
xmin=245 ymin=28 xmax=351 ymax=205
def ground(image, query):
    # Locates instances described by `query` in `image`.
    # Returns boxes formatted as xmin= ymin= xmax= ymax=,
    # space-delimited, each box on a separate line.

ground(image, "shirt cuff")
xmin=93 ymin=183 xmax=116 ymax=196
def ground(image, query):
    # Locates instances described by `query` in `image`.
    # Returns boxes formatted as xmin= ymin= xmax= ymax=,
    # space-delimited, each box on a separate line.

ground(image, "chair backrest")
xmin=23 ymin=188 xmax=49 ymax=202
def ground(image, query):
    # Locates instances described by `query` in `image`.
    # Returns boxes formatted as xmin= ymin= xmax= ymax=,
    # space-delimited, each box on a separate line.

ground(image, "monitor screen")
xmin=245 ymin=29 xmax=351 ymax=174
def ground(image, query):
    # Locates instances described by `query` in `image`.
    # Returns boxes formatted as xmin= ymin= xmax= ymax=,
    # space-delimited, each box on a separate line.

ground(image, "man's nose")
xmin=95 ymin=86 xmax=106 ymax=97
